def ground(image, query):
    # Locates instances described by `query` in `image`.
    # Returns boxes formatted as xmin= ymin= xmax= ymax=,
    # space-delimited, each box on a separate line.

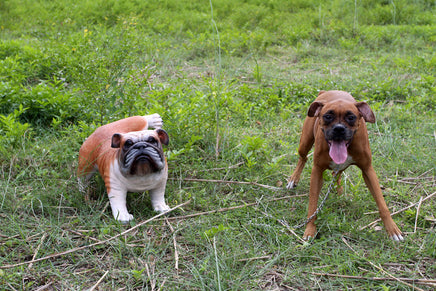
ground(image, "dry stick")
xmin=34 ymin=281 xmax=53 ymax=291
xmin=67 ymin=229 xmax=102 ymax=243
xmin=238 ymin=255 xmax=271 ymax=262
xmin=257 ymin=209 xmax=305 ymax=244
xmin=28 ymin=232 xmax=47 ymax=269
xmin=414 ymin=196 xmax=423 ymax=233
xmin=386 ymin=179 xmax=418 ymax=185
xmin=276 ymin=219 xmax=306 ymax=244
xmin=196 ymin=162 xmax=244 ymax=172
xmin=215 ymin=132 xmax=220 ymax=159
xmin=361 ymin=191 xmax=436 ymax=230
xmin=88 ymin=270 xmax=109 ymax=291
xmin=393 ymin=176 xmax=435 ymax=182
xmin=145 ymin=263 xmax=155 ymax=291
xmin=169 ymin=177 xmax=283 ymax=190
xmin=163 ymin=194 xmax=306 ymax=221
xmin=98 ymin=201 xmax=111 ymax=219
xmin=6 ymin=282 xmax=18 ymax=291
xmin=0 ymin=200 xmax=190 ymax=269
xmin=165 ymin=218 xmax=179 ymax=273
xmin=417 ymin=168 xmax=434 ymax=178
xmin=157 ymin=278 xmax=167 ymax=291
xmin=309 ymin=272 xmax=436 ymax=286
xmin=341 ymin=237 xmax=425 ymax=291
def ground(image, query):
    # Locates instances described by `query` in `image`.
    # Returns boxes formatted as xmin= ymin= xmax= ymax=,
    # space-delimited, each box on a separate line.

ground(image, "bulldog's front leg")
xmin=149 ymin=185 xmax=170 ymax=213
xmin=108 ymin=189 xmax=133 ymax=223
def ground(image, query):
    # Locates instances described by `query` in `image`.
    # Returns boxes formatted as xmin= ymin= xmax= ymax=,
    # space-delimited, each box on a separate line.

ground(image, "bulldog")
xmin=77 ymin=114 xmax=170 ymax=223
xmin=287 ymin=90 xmax=403 ymax=241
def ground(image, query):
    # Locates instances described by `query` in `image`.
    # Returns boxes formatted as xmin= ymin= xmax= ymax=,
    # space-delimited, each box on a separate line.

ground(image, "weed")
xmin=0 ymin=0 xmax=435 ymax=290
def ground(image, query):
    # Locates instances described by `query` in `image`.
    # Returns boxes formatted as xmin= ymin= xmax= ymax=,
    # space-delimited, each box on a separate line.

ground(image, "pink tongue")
xmin=329 ymin=140 xmax=348 ymax=164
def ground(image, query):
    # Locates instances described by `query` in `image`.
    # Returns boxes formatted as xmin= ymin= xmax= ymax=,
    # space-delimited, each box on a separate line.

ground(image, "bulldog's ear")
xmin=111 ymin=133 xmax=122 ymax=148
xmin=308 ymin=101 xmax=324 ymax=117
xmin=156 ymin=129 xmax=169 ymax=146
xmin=318 ymin=90 xmax=326 ymax=96
xmin=355 ymin=102 xmax=375 ymax=123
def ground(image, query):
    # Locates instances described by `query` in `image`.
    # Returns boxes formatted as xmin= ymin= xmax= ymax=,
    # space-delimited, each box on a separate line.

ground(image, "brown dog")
xmin=287 ymin=90 xmax=403 ymax=241
xmin=77 ymin=114 xmax=170 ymax=223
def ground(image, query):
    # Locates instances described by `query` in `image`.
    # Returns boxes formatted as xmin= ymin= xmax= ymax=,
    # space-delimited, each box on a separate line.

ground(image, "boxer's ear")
xmin=355 ymin=102 xmax=375 ymax=123
xmin=111 ymin=133 xmax=122 ymax=148
xmin=308 ymin=101 xmax=324 ymax=117
xmin=318 ymin=90 xmax=326 ymax=96
xmin=156 ymin=129 xmax=169 ymax=146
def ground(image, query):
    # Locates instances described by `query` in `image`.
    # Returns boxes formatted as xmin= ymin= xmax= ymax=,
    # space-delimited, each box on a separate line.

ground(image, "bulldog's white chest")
xmin=110 ymin=160 xmax=167 ymax=192
xmin=330 ymin=155 xmax=354 ymax=172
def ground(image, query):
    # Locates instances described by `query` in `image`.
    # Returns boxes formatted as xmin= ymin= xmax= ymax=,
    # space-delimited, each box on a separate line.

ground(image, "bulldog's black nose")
xmin=133 ymin=142 xmax=148 ymax=150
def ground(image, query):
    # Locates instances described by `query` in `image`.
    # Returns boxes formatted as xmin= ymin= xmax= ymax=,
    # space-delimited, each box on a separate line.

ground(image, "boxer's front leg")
xmin=361 ymin=166 xmax=403 ymax=241
xmin=287 ymin=117 xmax=315 ymax=189
xmin=303 ymin=165 xmax=324 ymax=240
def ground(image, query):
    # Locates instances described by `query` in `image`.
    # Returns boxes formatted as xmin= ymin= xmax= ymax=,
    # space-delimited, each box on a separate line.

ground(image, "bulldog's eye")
xmin=124 ymin=139 xmax=134 ymax=148
xmin=147 ymin=137 xmax=158 ymax=145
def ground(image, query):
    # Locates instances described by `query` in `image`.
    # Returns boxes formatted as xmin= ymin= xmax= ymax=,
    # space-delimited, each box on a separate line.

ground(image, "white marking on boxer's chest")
xmin=330 ymin=155 xmax=354 ymax=172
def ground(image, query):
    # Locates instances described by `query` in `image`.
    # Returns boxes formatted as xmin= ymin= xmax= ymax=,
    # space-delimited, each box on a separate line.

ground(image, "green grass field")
xmin=1 ymin=0 xmax=435 ymax=289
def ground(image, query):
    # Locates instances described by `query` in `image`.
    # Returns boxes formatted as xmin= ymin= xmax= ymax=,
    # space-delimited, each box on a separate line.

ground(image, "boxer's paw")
xmin=303 ymin=224 xmax=317 ymax=240
xmin=286 ymin=173 xmax=301 ymax=189
xmin=286 ymin=180 xmax=297 ymax=189
xmin=386 ymin=223 xmax=404 ymax=242
xmin=390 ymin=233 xmax=404 ymax=241
xmin=146 ymin=113 xmax=163 ymax=129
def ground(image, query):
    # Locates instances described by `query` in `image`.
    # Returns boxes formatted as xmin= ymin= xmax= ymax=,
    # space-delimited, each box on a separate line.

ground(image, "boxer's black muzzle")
xmin=324 ymin=123 xmax=355 ymax=143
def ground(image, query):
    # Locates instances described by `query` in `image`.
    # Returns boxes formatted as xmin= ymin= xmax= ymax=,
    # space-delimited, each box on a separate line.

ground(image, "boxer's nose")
xmin=333 ymin=124 xmax=346 ymax=136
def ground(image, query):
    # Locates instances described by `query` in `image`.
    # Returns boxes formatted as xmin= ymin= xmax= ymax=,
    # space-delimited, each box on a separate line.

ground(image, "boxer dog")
xmin=287 ymin=90 xmax=403 ymax=241
xmin=77 ymin=114 xmax=170 ymax=223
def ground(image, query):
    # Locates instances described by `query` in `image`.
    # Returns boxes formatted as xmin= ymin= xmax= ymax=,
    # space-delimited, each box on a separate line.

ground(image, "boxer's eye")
xmin=346 ymin=115 xmax=356 ymax=124
xmin=323 ymin=114 xmax=334 ymax=123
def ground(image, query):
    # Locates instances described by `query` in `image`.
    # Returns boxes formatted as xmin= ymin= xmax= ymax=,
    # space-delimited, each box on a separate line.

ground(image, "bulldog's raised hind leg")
xmin=145 ymin=113 xmax=163 ymax=129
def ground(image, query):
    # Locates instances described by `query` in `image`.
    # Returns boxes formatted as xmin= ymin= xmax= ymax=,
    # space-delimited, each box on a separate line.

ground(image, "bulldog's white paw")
xmin=146 ymin=113 xmax=163 ymax=129
xmin=153 ymin=203 xmax=170 ymax=213
xmin=115 ymin=212 xmax=134 ymax=224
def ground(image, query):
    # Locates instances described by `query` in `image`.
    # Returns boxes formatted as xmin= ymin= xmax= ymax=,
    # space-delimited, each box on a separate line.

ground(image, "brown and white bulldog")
xmin=77 ymin=114 xmax=170 ymax=223
xmin=287 ymin=90 xmax=403 ymax=241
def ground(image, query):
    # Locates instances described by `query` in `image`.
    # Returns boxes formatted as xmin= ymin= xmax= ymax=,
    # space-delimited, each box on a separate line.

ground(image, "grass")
xmin=0 ymin=0 xmax=435 ymax=289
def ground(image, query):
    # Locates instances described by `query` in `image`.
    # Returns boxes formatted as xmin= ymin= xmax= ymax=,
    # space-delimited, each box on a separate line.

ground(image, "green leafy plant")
xmin=0 ymin=104 xmax=32 ymax=147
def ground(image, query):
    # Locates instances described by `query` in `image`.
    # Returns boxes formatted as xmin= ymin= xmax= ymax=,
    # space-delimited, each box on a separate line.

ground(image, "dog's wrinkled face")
xmin=111 ymin=129 xmax=169 ymax=176
xmin=308 ymin=100 xmax=375 ymax=164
